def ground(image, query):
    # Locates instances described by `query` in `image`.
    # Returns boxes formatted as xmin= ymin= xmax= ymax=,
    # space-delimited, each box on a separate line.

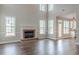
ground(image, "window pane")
xmin=5 ymin=16 xmax=15 ymax=36
xmin=6 ymin=26 xmax=11 ymax=29
xmin=48 ymin=20 xmax=54 ymax=34
xmin=40 ymin=27 xmax=45 ymax=34
xmin=40 ymin=20 xmax=45 ymax=27
xmin=39 ymin=20 xmax=45 ymax=34
xmin=48 ymin=28 xmax=53 ymax=34
xmin=6 ymin=29 xmax=12 ymax=32
xmin=63 ymin=20 xmax=69 ymax=34
xmin=11 ymin=17 xmax=15 ymax=26
xmin=11 ymin=27 xmax=15 ymax=32
xmin=40 ymin=4 xmax=46 ymax=11
xmin=48 ymin=4 xmax=54 ymax=11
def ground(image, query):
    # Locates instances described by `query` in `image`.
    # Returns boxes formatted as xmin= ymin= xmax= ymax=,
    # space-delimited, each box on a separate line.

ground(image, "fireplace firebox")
xmin=23 ymin=29 xmax=35 ymax=38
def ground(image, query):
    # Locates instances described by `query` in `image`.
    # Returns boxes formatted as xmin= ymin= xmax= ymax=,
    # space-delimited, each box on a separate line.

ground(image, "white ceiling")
xmin=52 ymin=4 xmax=77 ymax=16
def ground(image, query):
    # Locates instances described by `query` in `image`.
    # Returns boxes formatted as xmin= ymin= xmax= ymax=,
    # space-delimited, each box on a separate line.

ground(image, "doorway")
xmin=57 ymin=16 xmax=76 ymax=39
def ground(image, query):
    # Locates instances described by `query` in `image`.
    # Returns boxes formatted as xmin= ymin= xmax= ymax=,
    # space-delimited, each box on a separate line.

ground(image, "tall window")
xmin=5 ymin=16 xmax=15 ymax=36
xmin=40 ymin=4 xmax=46 ymax=11
xmin=63 ymin=20 xmax=69 ymax=34
xmin=39 ymin=20 xmax=45 ymax=34
xmin=48 ymin=4 xmax=54 ymax=11
xmin=48 ymin=20 xmax=54 ymax=34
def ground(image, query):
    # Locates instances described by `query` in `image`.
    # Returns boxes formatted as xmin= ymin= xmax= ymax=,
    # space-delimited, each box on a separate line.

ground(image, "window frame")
xmin=48 ymin=20 xmax=54 ymax=34
xmin=5 ymin=16 xmax=16 ymax=37
xmin=39 ymin=20 xmax=46 ymax=34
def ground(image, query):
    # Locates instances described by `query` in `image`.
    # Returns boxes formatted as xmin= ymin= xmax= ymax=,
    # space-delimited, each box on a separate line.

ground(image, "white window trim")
xmin=5 ymin=16 xmax=16 ymax=37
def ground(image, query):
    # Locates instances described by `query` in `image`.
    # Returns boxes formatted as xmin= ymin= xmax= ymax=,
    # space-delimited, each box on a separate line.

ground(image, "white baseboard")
xmin=0 ymin=40 xmax=20 ymax=44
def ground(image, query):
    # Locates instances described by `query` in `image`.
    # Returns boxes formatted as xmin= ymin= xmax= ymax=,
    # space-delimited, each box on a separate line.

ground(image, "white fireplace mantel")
xmin=20 ymin=26 xmax=37 ymax=39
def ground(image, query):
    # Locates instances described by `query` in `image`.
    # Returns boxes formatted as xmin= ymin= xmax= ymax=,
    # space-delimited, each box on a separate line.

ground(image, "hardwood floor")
xmin=0 ymin=39 xmax=78 ymax=55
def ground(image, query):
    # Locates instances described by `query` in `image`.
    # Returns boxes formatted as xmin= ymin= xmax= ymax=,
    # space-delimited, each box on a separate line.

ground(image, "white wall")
xmin=0 ymin=4 xmax=41 ymax=44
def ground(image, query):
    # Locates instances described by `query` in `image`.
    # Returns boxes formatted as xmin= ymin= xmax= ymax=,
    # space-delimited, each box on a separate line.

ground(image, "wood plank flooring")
xmin=0 ymin=39 xmax=78 ymax=55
